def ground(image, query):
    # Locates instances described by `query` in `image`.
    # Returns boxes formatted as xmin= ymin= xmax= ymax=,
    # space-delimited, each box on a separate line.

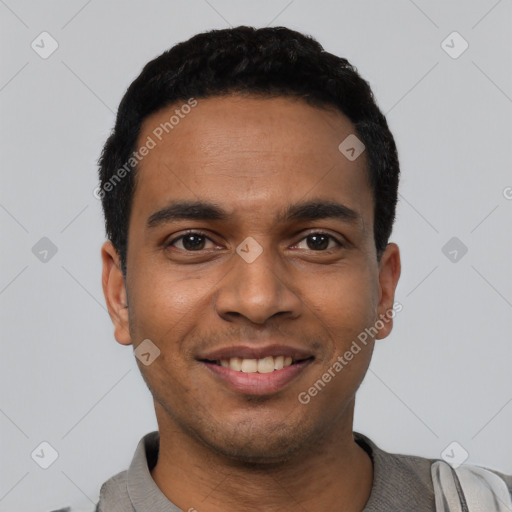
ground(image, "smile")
xmin=199 ymin=348 xmax=314 ymax=395
xmin=210 ymin=355 xmax=299 ymax=373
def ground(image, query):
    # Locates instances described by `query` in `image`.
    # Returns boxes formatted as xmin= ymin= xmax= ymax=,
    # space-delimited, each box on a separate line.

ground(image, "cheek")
xmin=307 ymin=265 xmax=378 ymax=331
xmin=127 ymin=267 xmax=209 ymax=355
xmin=128 ymin=273 xmax=201 ymax=395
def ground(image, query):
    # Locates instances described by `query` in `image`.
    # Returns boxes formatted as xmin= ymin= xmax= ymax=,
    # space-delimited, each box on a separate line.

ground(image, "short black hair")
xmin=98 ymin=26 xmax=400 ymax=277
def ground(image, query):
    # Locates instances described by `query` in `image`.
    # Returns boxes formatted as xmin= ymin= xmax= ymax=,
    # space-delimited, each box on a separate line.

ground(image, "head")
xmin=100 ymin=26 xmax=401 ymax=463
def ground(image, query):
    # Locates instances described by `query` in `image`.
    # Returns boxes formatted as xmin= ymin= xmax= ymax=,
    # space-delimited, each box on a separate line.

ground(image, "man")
xmin=94 ymin=26 xmax=511 ymax=511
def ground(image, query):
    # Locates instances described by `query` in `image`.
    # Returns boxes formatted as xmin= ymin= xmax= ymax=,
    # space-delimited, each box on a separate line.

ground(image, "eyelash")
xmin=165 ymin=230 xmax=344 ymax=252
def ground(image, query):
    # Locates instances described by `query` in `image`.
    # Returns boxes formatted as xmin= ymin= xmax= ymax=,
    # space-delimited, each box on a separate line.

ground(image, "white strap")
xmin=432 ymin=460 xmax=512 ymax=511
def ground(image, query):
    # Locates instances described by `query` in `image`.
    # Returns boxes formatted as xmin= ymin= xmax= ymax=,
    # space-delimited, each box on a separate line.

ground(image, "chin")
xmin=193 ymin=419 xmax=313 ymax=466
xmin=210 ymin=439 xmax=302 ymax=466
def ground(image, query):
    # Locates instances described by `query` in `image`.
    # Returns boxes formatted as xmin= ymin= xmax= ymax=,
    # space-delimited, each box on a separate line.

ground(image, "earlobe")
xmin=101 ymin=241 xmax=132 ymax=346
xmin=375 ymin=243 xmax=401 ymax=340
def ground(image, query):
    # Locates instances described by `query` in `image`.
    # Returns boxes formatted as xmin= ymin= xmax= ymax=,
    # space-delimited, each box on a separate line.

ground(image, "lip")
xmin=201 ymin=358 xmax=313 ymax=395
xmin=198 ymin=344 xmax=314 ymax=362
xmin=197 ymin=344 xmax=315 ymax=395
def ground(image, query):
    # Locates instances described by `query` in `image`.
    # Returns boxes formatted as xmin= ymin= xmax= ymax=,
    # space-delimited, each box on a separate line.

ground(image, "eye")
xmin=165 ymin=231 xmax=343 ymax=253
xmin=294 ymin=232 xmax=342 ymax=251
xmin=166 ymin=231 xmax=216 ymax=251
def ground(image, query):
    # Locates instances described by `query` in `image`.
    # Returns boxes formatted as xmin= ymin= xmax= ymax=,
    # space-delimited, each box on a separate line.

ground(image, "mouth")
xmin=202 ymin=355 xmax=313 ymax=374
xmin=197 ymin=345 xmax=315 ymax=395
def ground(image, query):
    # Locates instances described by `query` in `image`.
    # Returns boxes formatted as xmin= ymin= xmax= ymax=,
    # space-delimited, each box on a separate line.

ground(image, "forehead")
xmin=130 ymin=95 xmax=373 ymax=230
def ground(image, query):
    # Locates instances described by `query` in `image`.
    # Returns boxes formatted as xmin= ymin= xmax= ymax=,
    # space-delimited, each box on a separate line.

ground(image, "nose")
xmin=213 ymin=241 xmax=303 ymax=325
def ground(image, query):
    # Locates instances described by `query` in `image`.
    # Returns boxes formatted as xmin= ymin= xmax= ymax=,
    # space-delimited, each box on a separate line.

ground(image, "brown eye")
xmin=295 ymin=233 xmax=342 ymax=251
xmin=168 ymin=232 xmax=215 ymax=251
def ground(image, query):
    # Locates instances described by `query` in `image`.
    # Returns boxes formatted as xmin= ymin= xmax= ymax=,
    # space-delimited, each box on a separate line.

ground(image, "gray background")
xmin=1 ymin=0 xmax=511 ymax=510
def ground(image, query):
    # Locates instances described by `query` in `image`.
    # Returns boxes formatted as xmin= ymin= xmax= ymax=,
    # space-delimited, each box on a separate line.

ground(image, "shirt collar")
xmin=126 ymin=431 xmax=180 ymax=511
xmin=125 ymin=430 xmax=413 ymax=512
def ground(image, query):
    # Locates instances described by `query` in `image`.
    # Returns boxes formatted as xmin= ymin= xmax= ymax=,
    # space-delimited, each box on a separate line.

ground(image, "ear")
xmin=375 ymin=243 xmax=401 ymax=340
xmin=101 ymin=241 xmax=131 ymax=346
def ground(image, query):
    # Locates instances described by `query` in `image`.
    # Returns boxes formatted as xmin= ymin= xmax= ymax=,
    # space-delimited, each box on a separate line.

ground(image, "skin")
xmin=102 ymin=95 xmax=401 ymax=512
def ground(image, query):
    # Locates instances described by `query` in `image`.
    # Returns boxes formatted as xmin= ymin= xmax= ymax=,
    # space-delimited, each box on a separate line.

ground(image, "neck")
xmin=150 ymin=402 xmax=373 ymax=512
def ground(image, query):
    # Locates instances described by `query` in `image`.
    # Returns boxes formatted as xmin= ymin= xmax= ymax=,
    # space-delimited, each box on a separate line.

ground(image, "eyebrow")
xmin=146 ymin=199 xmax=361 ymax=230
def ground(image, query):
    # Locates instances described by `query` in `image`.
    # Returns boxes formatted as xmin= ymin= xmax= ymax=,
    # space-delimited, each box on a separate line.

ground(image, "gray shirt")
xmin=95 ymin=431 xmax=512 ymax=511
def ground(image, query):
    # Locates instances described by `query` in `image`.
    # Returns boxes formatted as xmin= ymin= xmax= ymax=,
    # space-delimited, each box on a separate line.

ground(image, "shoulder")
xmin=98 ymin=468 xmax=129 ymax=491
xmin=354 ymin=432 xmax=512 ymax=510
xmin=355 ymin=431 xmax=436 ymax=481
xmin=96 ymin=469 xmax=131 ymax=511
xmin=354 ymin=432 xmax=438 ymax=510
xmin=472 ymin=465 xmax=512 ymax=497
xmin=490 ymin=468 xmax=512 ymax=492
xmin=47 ymin=469 xmax=131 ymax=512
xmin=432 ymin=460 xmax=512 ymax=509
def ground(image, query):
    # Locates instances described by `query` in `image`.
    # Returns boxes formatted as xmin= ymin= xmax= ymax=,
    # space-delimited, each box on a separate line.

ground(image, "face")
xmin=102 ymin=95 xmax=400 ymax=462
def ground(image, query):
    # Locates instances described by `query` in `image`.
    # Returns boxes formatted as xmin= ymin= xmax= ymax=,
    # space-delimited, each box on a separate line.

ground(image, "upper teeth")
xmin=219 ymin=356 xmax=293 ymax=373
